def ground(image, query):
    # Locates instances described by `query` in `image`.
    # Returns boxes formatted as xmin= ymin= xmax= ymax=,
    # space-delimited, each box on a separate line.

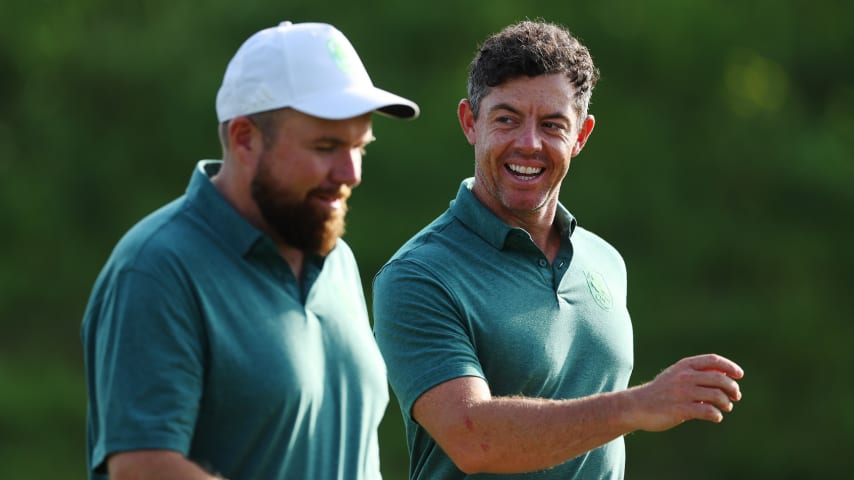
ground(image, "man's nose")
xmin=331 ymin=148 xmax=362 ymax=187
xmin=515 ymin=122 xmax=543 ymax=153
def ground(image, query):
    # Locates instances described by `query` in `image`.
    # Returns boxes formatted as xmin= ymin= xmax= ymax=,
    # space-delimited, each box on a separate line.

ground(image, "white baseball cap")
xmin=216 ymin=21 xmax=420 ymax=122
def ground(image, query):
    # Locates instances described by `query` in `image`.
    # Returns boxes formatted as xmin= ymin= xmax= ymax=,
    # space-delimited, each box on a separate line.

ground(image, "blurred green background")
xmin=2 ymin=0 xmax=852 ymax=478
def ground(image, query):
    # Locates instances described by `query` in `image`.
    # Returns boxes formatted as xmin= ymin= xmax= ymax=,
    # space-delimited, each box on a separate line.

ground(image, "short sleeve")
xmin=372 ymin=260 xmax=484 ymax=421
xmin=85 ymin=267 xmax=205 ymax=473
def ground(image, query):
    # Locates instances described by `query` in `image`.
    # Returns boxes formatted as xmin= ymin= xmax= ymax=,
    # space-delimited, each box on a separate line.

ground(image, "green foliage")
xmin=1 ymin=0 xmax=852 ymax=478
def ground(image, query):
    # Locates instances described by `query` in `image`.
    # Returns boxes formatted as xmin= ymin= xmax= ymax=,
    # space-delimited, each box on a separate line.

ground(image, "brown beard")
xmin=250 ymin=154 xmax=348 ymax=256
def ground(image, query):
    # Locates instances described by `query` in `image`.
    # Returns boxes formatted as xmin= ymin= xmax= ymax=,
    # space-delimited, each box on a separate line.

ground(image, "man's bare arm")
xmin=413 ymin=353 xmax=744 ymax=474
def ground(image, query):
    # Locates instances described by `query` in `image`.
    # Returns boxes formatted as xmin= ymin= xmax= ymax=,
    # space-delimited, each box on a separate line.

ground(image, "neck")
xmin=520 ymin=217 xmax=561 ymax=263
xmin=472 ymin=189 xmax=561 ymax=262
xmin=498 ymin=208 xmax=562 ymax=264
xmin=278 ymin=244 xmax=306 ymax=281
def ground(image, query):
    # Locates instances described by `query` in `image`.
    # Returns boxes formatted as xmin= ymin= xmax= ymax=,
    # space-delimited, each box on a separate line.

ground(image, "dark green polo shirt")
xmin=82 ymin=160 xmax=387 ymax=479
xmin=373 ymin=178 xmax=634 ymax=479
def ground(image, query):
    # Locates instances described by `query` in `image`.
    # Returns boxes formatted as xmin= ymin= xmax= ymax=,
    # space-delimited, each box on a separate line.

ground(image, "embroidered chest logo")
xmin=584 ymin=271 xmax=613 ymax=311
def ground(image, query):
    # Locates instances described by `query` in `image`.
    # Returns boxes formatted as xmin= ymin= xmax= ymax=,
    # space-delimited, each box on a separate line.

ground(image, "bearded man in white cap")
xmin=81 ymin=21 xmax=419 ymax=480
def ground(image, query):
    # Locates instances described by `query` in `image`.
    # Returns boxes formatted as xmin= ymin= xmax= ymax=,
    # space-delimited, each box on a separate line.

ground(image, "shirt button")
xmin=538 ymin=258 xmax=548 ymax=267
xmin=557 ymin=260 xmax=566 ymax=269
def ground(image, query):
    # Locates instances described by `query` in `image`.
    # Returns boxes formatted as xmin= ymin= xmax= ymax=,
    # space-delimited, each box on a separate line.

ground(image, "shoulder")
xmin=83 ymin=197 xmax=219 ymax=332
xmin=99 ymin=196 xmax=210 ymax=282
xmin=384 ymin=210 xmax=472 ymax=267
xmin=375 ymin=222 xmax=459 ymax=291
xmin=571 ymin=225 xmax=627 ymax=276
xmin=572 ymin=225 xmax=622 ymax=256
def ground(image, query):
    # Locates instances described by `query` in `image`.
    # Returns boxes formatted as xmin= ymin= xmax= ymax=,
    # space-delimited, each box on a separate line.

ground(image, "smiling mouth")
xmin=310 ymin=188 xmax=350 ymax=210
xmin=316 ymin=196 xmax=342 ymax=209
xmin=506 ymin=163 xmax=544 ymax=179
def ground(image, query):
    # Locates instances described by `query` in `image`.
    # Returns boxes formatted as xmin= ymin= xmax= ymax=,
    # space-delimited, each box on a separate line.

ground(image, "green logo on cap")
xmin=327 ymin=37 xmax=358 ymax=74
xmin=585 ymin=271 xmax=613 ymax=311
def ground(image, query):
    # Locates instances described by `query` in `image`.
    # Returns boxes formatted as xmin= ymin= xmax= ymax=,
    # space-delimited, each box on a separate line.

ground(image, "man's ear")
xmin=571 ymin=115 xmax=596 ymax=157
xmin=228 ymin=116 xmax=264 ymax=167
xmin=458 ymin=99 xmax=477 ymax=145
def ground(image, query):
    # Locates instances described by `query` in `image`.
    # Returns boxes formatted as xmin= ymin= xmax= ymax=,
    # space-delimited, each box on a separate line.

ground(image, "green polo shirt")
xmin=82 ymin=160 xmax=388 ymax=480
xmin=373 ymin=178 xmax=634 ymax=479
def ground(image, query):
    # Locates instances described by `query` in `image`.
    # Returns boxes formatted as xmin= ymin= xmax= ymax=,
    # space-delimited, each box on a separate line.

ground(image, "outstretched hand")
xmin=627 ymin=354 xmax=744 ymax=432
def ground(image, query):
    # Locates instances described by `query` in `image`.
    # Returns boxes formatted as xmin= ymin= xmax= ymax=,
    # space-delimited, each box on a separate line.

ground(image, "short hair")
xmin=218 ymin=108 xmax=289 ymax=154
xmin=467 ymin=20 xmax=600 ymax=119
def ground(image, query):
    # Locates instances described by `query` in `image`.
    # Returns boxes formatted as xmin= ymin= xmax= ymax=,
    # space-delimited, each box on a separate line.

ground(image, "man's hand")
xmin=626 ymin=354 xmax=744 ymax=432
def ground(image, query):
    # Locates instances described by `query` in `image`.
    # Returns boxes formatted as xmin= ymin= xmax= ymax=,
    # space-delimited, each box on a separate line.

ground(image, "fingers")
xmin=694 ymin=386 xmax=735 ymax=413
xmin=680 ymin=353 xmax=745 ymax=379
xmin=685 ymin=399 xmax=726 ymax=423
xmin=661 ymin=385 xmax=736 ymax=426
xmin=696 ymin=369 xmax=742 ymax=402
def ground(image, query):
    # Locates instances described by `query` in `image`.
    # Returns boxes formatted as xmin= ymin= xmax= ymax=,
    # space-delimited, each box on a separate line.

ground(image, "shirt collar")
xmin=449 ymin=177 xmax=577 ymax=250
xmin=185 ymin=160 xmax=270 ymax=257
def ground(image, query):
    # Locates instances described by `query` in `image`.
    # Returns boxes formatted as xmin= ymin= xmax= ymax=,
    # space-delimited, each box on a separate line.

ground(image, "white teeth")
xmin=508 ymin=164 xmax=543 ymax=175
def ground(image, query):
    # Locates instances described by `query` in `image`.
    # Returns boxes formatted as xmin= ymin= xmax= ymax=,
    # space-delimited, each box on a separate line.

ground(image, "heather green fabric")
xmin=83 ymin=160 xmax=387 ymax=480
xmin=373 ymin=178 xmax=634 ymax=479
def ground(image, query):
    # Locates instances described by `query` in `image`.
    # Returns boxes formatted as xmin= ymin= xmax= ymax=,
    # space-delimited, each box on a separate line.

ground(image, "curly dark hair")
xmin=467 ymin=20 xmax=600 ymax=119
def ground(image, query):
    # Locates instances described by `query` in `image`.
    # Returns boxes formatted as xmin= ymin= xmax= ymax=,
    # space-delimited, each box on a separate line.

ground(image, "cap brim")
xmin=292 ymin=86 xmax=420 ymax=120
